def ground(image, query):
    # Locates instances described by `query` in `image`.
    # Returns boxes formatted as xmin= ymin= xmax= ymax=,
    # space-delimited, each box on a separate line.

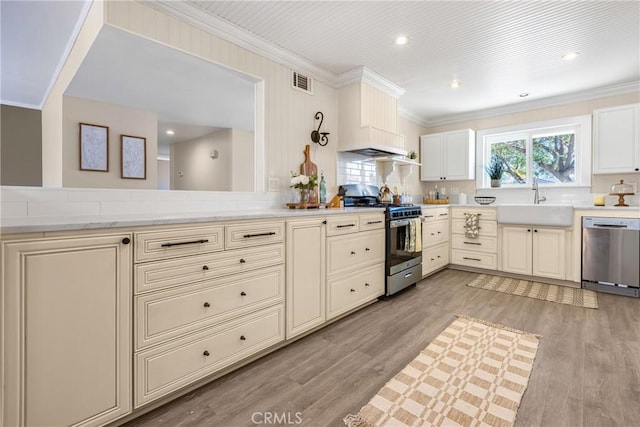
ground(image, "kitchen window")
xmin=477 ymin=115 xmax=591 ymax=189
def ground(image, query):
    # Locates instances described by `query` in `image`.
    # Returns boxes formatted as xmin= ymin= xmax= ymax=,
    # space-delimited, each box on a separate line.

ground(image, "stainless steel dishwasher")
xmin=582 ymin=216 xmax=640 ymax=297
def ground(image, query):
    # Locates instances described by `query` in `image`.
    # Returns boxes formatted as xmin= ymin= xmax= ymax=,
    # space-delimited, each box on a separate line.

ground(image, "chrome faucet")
xmin=532 ymin=176 xmax=546 ymax=204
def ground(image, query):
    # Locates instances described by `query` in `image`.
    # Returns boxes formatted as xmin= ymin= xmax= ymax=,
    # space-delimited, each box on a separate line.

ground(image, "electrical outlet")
xmin=268 ymin=177 xmax=280 ymax=192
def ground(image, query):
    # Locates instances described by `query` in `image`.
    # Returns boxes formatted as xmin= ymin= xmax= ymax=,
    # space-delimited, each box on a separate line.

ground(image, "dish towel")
xmin=405 ymin=218 xmax=422 ymax=252
xmin=464 ymin=213 xmax=481 ymax=238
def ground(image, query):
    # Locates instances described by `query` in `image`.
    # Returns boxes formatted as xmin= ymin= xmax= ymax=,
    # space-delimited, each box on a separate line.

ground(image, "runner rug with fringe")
xmin=344 ymin=315 xmax=540 ymax=427
xmin=467 ymin=274 xmax=598 ymax=309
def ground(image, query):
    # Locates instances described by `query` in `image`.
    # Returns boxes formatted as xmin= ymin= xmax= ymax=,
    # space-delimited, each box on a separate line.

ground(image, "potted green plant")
xmin=486 ymin=155 xmax=505 ymax=187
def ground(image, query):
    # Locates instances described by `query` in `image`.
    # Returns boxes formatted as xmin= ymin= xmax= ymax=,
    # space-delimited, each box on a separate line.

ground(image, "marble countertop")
xmin=0 ymin=207 xmax=385 ymax=234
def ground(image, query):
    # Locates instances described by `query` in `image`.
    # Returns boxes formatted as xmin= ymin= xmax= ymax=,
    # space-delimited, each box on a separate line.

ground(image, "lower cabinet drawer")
xmin=422 ymin=243 xmax=449 ymax=276
xmin=327 ymin=229 xmax=385 ymax=276
xmin=135 ymin=265 xmax=285 ymax=349
xmin=327 ymin=263 xmax=384 ymax=320
xmin=135 ymin=304 xmax=284 ymax=407
xmin=422 ymin=220 xmax=449 ymax=247
xmin=452 ymin=219 xmax=497 ymax=237
xmin=451 ymin=249 xmax=497 ymax=270
xmin=451 ymin=234 xmax=497 ymax=253
xmin=135 ymin=243 xmax=285 ymax=294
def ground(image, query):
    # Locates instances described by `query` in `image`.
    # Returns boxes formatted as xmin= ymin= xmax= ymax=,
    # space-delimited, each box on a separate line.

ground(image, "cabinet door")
xmin=420 ymin=134 xmax=443 ymax=180
xmin=593 ymin=104 xmax=640 ymax=174
xmin=286 ymin=218 xmax=326 ymax=339
xmin=2 ymin=234 xmax=132 ymax=427
xmin=501 ymin=227 xmax=533 ymax=275
xmin=444 ymin=129 xmax=475 ymax=180
xmin=532 ymin=228 xmax=566 ymax=280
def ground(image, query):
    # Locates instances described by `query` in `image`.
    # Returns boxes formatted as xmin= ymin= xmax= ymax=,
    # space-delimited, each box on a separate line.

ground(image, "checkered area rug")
xmin=344 ymin=316 xmax=540 ymax=427
xmin=467 ymin=274 xmax=598 ymax=309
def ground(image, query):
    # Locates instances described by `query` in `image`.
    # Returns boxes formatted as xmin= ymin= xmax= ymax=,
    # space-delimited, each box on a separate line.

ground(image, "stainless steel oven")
xmin=582 ymin=216 xmax=640 ymax=297
xmin=386 ymin=206 xmax=423 ymax=296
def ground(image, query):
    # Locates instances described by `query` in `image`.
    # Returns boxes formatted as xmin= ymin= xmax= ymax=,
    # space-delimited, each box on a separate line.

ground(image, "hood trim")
xmin=338 ymin=144 xmax=407 ymax=158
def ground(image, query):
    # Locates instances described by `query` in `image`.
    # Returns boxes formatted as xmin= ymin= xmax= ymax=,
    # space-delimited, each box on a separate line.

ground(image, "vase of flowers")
xmin=290 ymin=172 xmax=318 ymax=206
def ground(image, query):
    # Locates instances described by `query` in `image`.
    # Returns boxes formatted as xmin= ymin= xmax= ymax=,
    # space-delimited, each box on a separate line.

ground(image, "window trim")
xmin=476 ymin=115 xmax=592 ymax=189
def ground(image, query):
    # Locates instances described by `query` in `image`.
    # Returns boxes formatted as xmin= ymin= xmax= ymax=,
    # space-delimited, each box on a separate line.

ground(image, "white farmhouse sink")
xmin=497 ymin=204 xmax=574 ymax=227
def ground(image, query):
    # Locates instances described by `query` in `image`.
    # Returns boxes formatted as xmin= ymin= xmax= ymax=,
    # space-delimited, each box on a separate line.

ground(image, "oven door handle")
xmin=389 ymin=219 xmax=411 ymax=228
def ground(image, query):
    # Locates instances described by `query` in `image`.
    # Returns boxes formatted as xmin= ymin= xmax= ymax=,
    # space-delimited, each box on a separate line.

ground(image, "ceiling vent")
xmin=292 ymin=71 xmax=313 ymax=95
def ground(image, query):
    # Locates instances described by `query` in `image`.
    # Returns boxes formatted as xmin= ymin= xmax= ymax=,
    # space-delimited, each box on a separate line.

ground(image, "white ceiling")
xmin=180 ymin=0 xmax=640 ymax=123
xmin=2 ymin=0 xmax=639 ymax=126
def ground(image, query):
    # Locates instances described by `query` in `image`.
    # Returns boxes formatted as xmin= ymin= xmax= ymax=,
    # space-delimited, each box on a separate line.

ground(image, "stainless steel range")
xmin=340 ymin=184 xmax=422 ymax=296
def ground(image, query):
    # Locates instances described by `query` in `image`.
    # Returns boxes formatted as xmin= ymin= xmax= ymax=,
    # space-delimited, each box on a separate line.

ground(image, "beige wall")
xmin=231 ymin=129 xmax=255 ymax=192
xmin=1 ymin=105 xmax=43 ymax=186
xmin=157 ymin=159 xmax=170 ymax=190
xmin=171 ymin=129 xmax=233 ymax=191
xmin=63 ymin=96 xmax=158 ymax=189
xmin=420 ymin=92 xmax=640 ymax=197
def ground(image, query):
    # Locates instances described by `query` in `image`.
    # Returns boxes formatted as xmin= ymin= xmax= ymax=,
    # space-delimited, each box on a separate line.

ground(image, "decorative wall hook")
xmin=310 ymin=111 xmax=330 ymax=146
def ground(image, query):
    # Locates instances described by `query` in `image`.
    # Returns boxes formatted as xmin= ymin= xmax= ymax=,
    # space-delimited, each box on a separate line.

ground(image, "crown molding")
xmin=397 ymin=106 xmax=427 ymax=127
xmin=420 ymin=80 xmax=640 ymax=127
xmin=147 ymin=0 xmax=338 ymax=87
xmin=337 ymin=66 xmax=406 ymax=98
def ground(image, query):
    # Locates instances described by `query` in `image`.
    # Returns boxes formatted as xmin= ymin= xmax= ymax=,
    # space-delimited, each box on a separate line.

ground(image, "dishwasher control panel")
xmin=583 ymin=216 xmax=640 ymax=230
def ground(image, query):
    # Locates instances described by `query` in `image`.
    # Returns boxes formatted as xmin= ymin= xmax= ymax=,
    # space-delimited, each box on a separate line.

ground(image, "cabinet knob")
xmin=365 ymin=248 xmax=370 ymax=251
xmin=202 ymin=265 xmax=209 ymax=270
xmin=203 ymin=302 xmax=210 ymax=308
xmin=121 ymin=237 xmax=131 ymax=245
xmin=239 ymin=258 xmax=246 ymax=264
xmin=365 ymin=283 xmax=370 ymax=287
xmin=322 ymin=220 xmax=327 ymax=224
xmin=350 ymin=251 xmax=356 ymax=255
xmin=350 ymin=288 xmax=356 ymax=292
xmin=431 ymin=258 xmax=435 ymax=261
xmin=635 ymin=168 xmax=639 ymax=171
xmin=437 ymin=255 xmax=441 ymax=258
xmin=527 ymin=229 xmax=531 ymax=232
xmin=240 ymin=291 xmax=247 ymax=296
xmin=203 ymin=350 xmax=210 ymax=357
xmin=240 ymin=335 xmax=246 ymax=341
xmin=534 ymin=229 xmax=538 ymax=232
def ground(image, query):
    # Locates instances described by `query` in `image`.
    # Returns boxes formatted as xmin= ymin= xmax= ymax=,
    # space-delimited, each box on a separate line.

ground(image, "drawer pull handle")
xmin=202 ymin=265 xmax=209 ymax=270
xmin=243 ymin=232 xmax=276 ymax=238
xmin=463 ymin=242 xmax=481 ymax=246
xmin=203 ymin=302 xmax=210 ymax=308
xmin=463 ymin=257 xmax=482 ymax=262
xmin=367 ymin=220 xmax=383 ymax=225
xmin=121 ymin=237 xmax=131 ymax=245
xmin=430 ymin=258 xmax=435 ymax=261
xmin=240 ymin=335 xmax=246 ymax=341
xmin=240 ymin=291 xmax=247 ymax=296
xmin=437 ymin=232 xmax=441 ymax=234
xmin=463 ymin=213 xmax=481 ymax=216
xmin=437 ymin=255 xmax=441 ymax=258
xmin=239 ymin=258 xmax=246 ymax=264
xmin=365 ymin=248 xmax=370 ymax=251
xmin=424 ymin=215 xmax=434 ymax=218
xmin=350 ymin=251 xmax=356 ymax=255
xmin=404 ymin=272 xmax=413 ymax=278
xmin=161 ymin=239 xmax=209 ymax=247
xmin=203 ymin=350 xmax=210 ymax=357
xmin=337 ymin=224 xmax=356 ymax=228
xmin=365 ymin=283 xmax=370 ymax=287
xmin=431 ymin=233 xmax=435 ymax=236
xmin=439 ymin=213 xmax=448 ymax=217
xmin=350 ymin=288 xmax=356 ymax=292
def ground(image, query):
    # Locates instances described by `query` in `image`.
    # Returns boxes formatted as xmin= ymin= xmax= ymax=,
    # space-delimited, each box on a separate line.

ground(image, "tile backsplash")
xmin=336 ymin=152 xmax=377 ymax=186
xmin=0 ymin=186 xmax=286 ymax=220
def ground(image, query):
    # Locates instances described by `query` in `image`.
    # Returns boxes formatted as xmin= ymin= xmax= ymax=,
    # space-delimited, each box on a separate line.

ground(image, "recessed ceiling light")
xmin=519 ymin=92 xmax=529 ymax=98
xmin=166 ymin=130 xmax=175 ymax=135
xmin=450 ymin=80 xmax=460 ymax=89
xmin=562 ymin=52 xmax=580 ymax=61
xmin=394 ymin=35 xmax=408 ymax=45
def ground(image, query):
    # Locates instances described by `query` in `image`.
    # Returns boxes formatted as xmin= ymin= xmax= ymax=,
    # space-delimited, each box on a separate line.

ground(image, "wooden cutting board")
xmin=299 ymin=145 xmax=318 ymax=203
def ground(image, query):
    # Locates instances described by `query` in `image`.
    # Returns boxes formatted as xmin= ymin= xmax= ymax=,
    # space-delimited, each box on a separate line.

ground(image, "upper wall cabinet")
xmin=593 ymin=103 xmax=640 ymax=174
xmin=420 ymin=129 xmax=475 ymax=181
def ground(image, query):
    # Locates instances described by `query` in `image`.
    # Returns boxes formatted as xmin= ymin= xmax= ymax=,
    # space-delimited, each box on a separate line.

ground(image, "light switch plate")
xmin=268 ymin=177 xmax=280 ymax=192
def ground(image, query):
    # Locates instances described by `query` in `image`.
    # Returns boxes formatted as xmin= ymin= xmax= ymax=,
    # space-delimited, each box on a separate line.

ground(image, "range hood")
xmin=337 ymin=67 xmax=407 ymax=158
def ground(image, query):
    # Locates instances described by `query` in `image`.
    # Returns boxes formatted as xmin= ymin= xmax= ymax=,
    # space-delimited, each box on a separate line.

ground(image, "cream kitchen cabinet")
xmin=450 ymin=207 xmax=498 ymax=270
xmin=285 ymin=218 xmax=326 ymax=339
xmin=420 ymin=129 xmax=475 ymax=181
xmin=326 ymin=213 xmax=385 ymax=320
xmin=2 ymin=233 xmax=132 ymax=427
xmin=593 ymin=103 xmax=640 ymax=174
xmin=133 ymin=219 xmax=285 ymax=408
xmin=501 ymin=226 xmax=566 ymax=280
xmin=421 ymin=208 xmax=450 ymax=276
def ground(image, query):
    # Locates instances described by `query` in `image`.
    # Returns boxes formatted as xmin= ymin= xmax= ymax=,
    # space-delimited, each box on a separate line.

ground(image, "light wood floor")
xmin=126 ymin=269 xmax=640 ymax=427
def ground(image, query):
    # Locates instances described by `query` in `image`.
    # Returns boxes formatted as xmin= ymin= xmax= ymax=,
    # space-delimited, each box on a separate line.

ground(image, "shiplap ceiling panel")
xmin=186 ymin=0 xmax=639 ymax=122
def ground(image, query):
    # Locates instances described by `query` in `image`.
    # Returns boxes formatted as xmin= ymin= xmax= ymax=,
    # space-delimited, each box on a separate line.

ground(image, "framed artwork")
xmin=79 ymin=123 xmax=109 ymax=171
xmin=121 ymin=135 xmax=146 ymax=179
